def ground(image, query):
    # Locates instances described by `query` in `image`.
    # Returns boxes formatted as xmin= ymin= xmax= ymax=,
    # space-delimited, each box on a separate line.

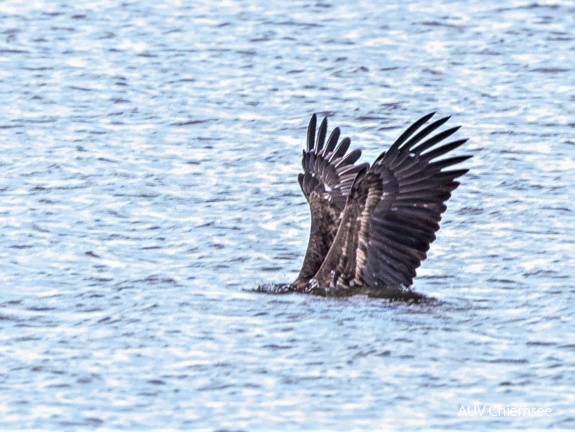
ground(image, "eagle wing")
xmin=311 ymin=112 xmax=471 ymax=297
xmin=292 ymin=114 xmax=368 ymax=290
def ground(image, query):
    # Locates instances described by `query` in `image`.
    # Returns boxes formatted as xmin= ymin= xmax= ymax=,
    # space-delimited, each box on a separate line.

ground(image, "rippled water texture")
xmin=1 ymin=0 xmax=574 ymax=429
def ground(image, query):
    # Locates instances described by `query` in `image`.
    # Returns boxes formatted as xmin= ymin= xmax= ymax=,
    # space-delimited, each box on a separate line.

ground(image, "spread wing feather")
xmin=293 ymin=114 xmax=368 ymax=290
xmin=311 ymin=113 xmax=471 ymax=294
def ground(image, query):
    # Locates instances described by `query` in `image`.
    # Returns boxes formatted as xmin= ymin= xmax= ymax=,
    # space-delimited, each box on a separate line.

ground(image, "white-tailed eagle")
xmin=263 ymin=113 xmax=471 ymax=300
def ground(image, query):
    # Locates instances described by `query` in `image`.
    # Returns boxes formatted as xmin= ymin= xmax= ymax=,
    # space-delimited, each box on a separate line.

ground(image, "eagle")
xmin=261 ymin=112 xmax=471 ymax=300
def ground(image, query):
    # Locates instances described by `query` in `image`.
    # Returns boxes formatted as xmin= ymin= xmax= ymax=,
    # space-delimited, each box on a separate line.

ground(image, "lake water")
xmin=1 ymin=0 xmax=574 ymax=430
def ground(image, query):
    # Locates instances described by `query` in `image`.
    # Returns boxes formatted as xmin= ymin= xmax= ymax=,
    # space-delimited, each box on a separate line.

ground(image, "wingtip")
xmin=317 ymin=117 xmax=328 ymax=152
xmin=307 ymin=114 xmax=317 ymax=151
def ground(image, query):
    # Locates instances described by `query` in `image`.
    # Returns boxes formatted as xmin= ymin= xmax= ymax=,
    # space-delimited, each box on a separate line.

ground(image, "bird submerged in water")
xmin=261 ymin=112 xmax=471 ymax=300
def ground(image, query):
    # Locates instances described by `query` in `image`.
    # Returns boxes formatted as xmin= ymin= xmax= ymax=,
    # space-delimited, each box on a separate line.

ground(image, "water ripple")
xmin=0 ymin=0 xmax=574 ymax=430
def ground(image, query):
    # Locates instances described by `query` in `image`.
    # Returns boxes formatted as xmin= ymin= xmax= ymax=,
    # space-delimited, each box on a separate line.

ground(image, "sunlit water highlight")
xmin=1 ymin=0 xmax=574 ymax=429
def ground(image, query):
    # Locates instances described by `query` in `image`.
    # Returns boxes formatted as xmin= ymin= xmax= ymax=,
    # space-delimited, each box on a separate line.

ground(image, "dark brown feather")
xmin=293 ymin=115 xmax=367 ymax=291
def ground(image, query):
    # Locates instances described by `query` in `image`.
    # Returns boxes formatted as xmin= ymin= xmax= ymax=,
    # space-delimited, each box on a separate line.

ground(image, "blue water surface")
xmin=1 ymin=0 xmax=574 ymax=430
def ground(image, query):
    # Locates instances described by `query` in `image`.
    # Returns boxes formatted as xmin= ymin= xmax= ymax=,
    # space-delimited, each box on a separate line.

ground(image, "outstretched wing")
xmin=293 ymin=114 xmax=368 ymax=290
xmin=312 ymin=112 xmax=471 ymax=294
xmin=298 ymin=114 xmax=367 ymax=208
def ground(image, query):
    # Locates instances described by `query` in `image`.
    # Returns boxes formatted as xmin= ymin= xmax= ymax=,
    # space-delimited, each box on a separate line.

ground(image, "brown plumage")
xmin=292 ymin=112 xmax=471 ymax=299
xmin=291 ymin=114 xmax=368 ymax=290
